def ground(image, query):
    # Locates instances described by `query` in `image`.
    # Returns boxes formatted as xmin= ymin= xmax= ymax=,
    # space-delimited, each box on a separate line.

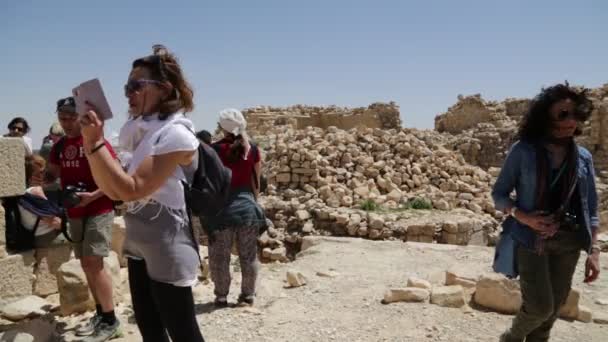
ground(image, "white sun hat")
xmin=218 ymin=108 xmax=247 ymax=136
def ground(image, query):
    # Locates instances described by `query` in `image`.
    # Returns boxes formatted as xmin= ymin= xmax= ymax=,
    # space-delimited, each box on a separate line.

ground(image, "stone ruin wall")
xmin=243 ymin=102 xmax=402 ymax=136
xmin=435 ymin=84 xmax=608 ymax=181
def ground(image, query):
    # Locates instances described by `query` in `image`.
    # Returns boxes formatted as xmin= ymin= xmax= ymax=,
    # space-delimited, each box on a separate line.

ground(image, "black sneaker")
xmin=84 ymin=319 xmax=122 ymax=342
xmin=75 ymin=314 xmax=101 ymax=337
xmin=237 ymin=294 xmax=254 ymax=307
xmin=214 ymin=297 xmax=229 ymax=308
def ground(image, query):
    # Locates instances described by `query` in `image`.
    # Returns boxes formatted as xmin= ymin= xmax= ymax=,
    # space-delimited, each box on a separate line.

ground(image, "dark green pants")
xmin=501 ymin=231 xmax=583 ymax=342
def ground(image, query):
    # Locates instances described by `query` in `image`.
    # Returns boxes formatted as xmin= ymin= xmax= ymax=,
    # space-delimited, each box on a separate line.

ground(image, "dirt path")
xmin=59 ymin=237 xmax=607 ymax=342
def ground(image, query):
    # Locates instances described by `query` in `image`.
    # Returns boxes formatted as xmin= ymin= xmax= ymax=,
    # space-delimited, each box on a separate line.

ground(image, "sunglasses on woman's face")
xmin=9 ymin=126 xmax=24 ymax=132
xmin=124 ymin=79 xmax=162 ymax=96
xmin=556 ymin=109 xmax=583 ymax=121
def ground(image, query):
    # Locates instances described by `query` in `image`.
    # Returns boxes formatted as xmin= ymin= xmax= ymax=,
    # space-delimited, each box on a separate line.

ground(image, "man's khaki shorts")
xmin=68 ymin=212 xmax=114 ymax=259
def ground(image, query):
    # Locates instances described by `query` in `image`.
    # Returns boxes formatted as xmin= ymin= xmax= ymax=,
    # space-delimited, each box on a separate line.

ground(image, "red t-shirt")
xmin=215 ymin=141 xmax=260 ymax=190
xmin=49 ymin=135 xmax=116 ymax=218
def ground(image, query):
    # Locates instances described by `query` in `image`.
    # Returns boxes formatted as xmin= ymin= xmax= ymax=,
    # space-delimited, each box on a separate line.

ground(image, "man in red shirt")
xmin=47 ymin=97 xmax=120 ymax=339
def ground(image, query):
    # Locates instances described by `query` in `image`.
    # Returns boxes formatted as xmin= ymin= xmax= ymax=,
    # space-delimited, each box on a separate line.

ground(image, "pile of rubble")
xmin=250 ymin=125 xmax=503 ymax=261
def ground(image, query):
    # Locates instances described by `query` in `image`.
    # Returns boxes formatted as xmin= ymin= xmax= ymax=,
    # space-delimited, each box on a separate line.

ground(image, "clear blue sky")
xmin=1 ymin=0 xmax=606 ymax=147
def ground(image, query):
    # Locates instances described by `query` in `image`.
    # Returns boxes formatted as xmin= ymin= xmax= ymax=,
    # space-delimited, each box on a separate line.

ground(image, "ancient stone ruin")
xmin=1 ymin=85 xmax=608 ymax=338
xmin=244 ymin=102 xmax=401 ymax=134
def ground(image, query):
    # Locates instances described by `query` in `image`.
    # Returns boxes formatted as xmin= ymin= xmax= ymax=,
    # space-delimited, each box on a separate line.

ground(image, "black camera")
xmin=62 ymin=182 xmax=88 ymax=208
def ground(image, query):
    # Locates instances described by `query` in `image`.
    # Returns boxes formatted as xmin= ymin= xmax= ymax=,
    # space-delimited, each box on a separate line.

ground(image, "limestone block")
xmin=0 ymin=251 xmax=35 ymax=306
xmin=111 ymin=217 xmax=127 ymax=267
xmin=474 ymin=273 xmax=522 ymax=314
xmin=383 ymin=287 xmax=430 ymax=304
xmin=430 ymin=285 xmax=466 ymax=308
xmin=445 ymin=266 xmax=479 ymax=288
xmin=33 ymin=244 xmax=72 ymax=297
xmin=56 ymin=252 xmax=122 ymax=316
xmin=0 ymin=138 xmax=26 ymax=197
xmin=0 ymin=295 xmax=52 ymax=321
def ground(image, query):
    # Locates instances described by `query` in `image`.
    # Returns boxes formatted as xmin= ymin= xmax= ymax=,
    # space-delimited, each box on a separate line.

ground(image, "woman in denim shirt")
xmin=493 ymin=83 xmax=600 ymax=342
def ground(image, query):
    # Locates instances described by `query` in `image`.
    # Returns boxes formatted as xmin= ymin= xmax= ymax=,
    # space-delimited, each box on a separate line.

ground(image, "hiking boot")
xmin=75 ymin=314 xmax=101 ymax=337
xmin=84 ymin=320 xmax=122 ymax=342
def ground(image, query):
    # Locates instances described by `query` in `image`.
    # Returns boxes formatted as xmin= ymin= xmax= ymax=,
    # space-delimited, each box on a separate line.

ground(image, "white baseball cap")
xmin=218 ymin=108 xmax=247 ymax=136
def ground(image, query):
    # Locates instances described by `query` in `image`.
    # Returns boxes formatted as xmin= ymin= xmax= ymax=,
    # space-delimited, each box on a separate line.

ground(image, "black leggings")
xmin=128 ymin=258 xmax=205 ymax=342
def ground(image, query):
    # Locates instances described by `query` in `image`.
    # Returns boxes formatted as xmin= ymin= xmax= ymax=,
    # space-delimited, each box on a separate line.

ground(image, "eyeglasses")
xmin=124 ymin=79 xmax=162 ymax=96
xmin=9 ymin=126 xmax=24 ymax=132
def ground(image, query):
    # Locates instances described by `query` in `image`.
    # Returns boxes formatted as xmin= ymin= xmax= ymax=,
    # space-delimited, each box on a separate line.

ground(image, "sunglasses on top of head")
xmin=124 ymin=79 xmax=163 ymax=96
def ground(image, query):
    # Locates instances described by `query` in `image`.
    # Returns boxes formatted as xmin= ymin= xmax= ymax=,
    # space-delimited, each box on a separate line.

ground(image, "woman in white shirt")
xmin=78 ymin=45 xmax=205 ymax=342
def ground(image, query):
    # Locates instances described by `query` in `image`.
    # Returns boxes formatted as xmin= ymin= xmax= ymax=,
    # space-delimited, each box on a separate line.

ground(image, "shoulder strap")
xmin=53 ymin=136 xmax=66 ymax=161
xmin=32 ymin=217 xmax=41 ymax=236
xmin=250 ymin=144 xmax=260 ymax=193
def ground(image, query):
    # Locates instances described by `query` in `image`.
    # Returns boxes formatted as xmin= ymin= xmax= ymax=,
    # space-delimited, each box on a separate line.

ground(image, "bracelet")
xmin=591 ymin=245 xmax=601 ymax=254
xmin=88 ymin=142 xmax=106 ymax=155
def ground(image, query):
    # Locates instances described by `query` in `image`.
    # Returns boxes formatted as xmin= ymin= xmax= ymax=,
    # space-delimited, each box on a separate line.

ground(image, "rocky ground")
xmin=5 ymin=237 xmax=606 ymax=342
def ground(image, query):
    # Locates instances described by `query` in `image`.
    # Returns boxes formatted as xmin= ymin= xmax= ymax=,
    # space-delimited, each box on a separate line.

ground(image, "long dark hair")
xmin=132 ymin=44 xmax=194 ymax=119
xmin=516 ymin=82 xmax=593 ymax=143
xmin=224 ymin=133 xmax=247 ymax=164
xmin=8 ymin=117 xmax=30 ymax=133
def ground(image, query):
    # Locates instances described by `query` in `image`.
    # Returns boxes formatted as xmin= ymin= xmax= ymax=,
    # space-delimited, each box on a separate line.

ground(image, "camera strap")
xmin=60 ymin=210 xmax=86 ymax=243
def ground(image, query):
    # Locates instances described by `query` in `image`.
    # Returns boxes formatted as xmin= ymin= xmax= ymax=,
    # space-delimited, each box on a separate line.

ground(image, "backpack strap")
xmin=32 ymin=217 xmax=41 ymax=237
xmin=250 ymin=144 xmax=260 ymax=193
xmin=52 ymin=136 xmax=66 ymax=162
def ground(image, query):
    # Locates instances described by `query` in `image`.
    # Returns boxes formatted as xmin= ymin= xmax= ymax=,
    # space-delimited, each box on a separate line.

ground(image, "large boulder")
xmin=0 ymin=296 xmax=52 ymax=321
xmin=0 ymin=251 xmax=35 ymax=306
xmin=474 ymin=273 xmax=522 ymax=314
xmin=0 ymin=318 xmax=58 ymax=342
xmin=32 ymin=243 xmax=72 ymax=297
xmin=56 ymin=252 xmax=122 ymax=316
xmin=110 ymin=217 xmax=127 ymax=267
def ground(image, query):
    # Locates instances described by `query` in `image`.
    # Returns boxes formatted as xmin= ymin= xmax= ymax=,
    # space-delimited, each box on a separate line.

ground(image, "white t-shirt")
xmin=17 ymin=188 xmax=56 ymax=236
xmin=123 ymin=114 xmax=199 ymax=210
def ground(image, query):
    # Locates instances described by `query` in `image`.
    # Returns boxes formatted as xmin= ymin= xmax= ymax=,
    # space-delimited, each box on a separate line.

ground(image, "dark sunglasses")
xmin=556 ymin=109 xmax=583 ymax=121
xmin=9 ymin=126 xmax=24 ymax=132
xmin=124 ymin=79 xmax=162 ymax=96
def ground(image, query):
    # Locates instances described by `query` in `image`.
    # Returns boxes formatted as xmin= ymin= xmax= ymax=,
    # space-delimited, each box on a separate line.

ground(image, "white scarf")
xmin=118 ymin=113 xmax=197 ymax=213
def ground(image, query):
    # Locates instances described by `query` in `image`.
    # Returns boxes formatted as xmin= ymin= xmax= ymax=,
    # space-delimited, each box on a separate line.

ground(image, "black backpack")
xmin=183 ymin=143 xmax=232 ymax=219
xmin=2 ymin=196 xmax=41 ymax=252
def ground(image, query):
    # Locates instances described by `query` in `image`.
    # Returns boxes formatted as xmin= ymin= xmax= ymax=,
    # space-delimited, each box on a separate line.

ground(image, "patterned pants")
xmin=208 ymin=226 xmax=260 ymax=300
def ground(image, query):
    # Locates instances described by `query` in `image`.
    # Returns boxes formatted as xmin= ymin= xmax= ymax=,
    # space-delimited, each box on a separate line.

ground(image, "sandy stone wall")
xmin=243 ymin=102 xmax=401 ymax=135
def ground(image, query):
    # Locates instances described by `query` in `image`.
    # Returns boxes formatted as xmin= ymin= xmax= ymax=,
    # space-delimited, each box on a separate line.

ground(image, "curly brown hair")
xmin=516 ymin=82 xmax=593 ymax=143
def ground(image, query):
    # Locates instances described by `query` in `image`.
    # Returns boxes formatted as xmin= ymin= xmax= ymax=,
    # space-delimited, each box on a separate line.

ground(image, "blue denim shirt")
xmin=491 ymin=140 xmax=599 ymax=253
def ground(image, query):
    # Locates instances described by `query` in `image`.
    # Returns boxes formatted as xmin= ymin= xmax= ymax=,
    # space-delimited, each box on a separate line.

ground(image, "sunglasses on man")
xmin=124 ymin=79 xmax=163 ymax=97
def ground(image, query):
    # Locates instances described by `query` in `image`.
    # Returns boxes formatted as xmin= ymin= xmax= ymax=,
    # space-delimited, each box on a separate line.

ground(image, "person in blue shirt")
xmin=492 ymin=83 xmax=600 ymax=342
